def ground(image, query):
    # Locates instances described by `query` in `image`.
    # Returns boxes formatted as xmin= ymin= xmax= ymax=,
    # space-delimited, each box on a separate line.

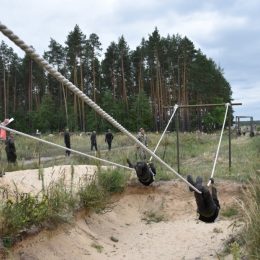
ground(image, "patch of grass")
xmin=239 ymin=174 xmax=260 ymax=259
xmin=230 ymin=241 xmax=242 ymax=260
xmin=142 ymin=210 xmax=166 ymax=224
xmin=155 ymin=168 xmax=174 ymax=181
xmin=45 ymin=176 xmax=77 ymax=223
xmin=221 ymin=206 xmax=239 ymax=218
xmin=78 ymin=181 xmax=107 ymax=213
xmin=0 ymin=194 xmax=49 ymax=237
xmin=98 ymin=168 xmax=129 ymax=193
xmin=91 ymin=242 xmax=103 ymax=253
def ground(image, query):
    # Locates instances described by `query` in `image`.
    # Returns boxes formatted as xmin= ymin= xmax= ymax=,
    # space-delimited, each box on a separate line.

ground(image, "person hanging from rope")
xmin=127 ymin=159 xmax=156 ymax=186
xmin=187 ymin=175 xmax=220 ymax=223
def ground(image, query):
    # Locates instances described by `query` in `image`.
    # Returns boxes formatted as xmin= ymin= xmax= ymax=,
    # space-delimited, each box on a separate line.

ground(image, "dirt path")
xmin=6 ymin=177 xmax=243 ymax=260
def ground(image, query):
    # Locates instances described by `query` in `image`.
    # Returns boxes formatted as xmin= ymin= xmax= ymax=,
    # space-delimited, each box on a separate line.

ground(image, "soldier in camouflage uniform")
xmin=136 ymin=128 xmax=148 ymax=160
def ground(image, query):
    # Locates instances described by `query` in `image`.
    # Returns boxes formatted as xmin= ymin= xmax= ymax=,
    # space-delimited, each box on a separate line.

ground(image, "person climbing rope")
xmin=127 ymin=159 xmax=156 ymax=186
xmin=187 ymin=175 xmax=220 ymax=223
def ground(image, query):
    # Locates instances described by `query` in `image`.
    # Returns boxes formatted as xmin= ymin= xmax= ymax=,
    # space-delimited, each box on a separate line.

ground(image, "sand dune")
xmin=0 ymin=166 xmax=243 ymax=259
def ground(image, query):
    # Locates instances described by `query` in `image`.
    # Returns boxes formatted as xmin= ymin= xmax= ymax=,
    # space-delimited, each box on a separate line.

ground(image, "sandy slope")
xmin=0 ymin=167 xmax=243 ymax=260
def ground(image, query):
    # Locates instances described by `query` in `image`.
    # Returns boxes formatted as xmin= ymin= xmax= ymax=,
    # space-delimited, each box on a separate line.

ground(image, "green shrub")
xmin=45 ymin=177 xmax=77 ymax=222
xmin=98 ymin=169 xmax=129 ymax=193
xmin=78 ymin=182 xmax=107 ymax=212
xmin=0 ymin=194 xmax=48 ymax=236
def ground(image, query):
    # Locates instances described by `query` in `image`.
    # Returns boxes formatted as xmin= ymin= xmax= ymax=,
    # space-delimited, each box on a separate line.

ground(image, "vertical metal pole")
xmin=228 ymin=106 xmax=231 ymax=170
xmin=176 ymin=108 xmax=180 ymax=173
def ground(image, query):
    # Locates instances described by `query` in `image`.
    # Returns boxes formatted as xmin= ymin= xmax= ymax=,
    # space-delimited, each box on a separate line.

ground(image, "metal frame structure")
xmin=235 ymin=116 xmax=254 ymax=137
xmin=165 ymin=103 xmax=242 ymax=173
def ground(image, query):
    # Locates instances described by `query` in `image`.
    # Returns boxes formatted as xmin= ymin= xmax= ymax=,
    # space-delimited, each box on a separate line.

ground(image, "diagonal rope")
xmin=0 ymin=22 xmax=201 ymax=194
xmin=149 ymin=104 xmax=178 ymax=162
xmin=0 ymin=125 xmax=133 ymax=171
xmin=207 ymin=103 xmax=230 ymax=186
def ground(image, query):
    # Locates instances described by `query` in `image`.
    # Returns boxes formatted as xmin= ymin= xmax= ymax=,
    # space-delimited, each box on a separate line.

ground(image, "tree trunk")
xmin=13 ymin=72 xmax=17 ymax=113
xmin=28 ymin=59 xmax=33 ymax=113
xmin=73 ymin=65 xmax=79 ymax=130
xmin=62 ymin=82 xmax=69 ymax=127
xmin=80 ymin=63 xmax=85 ymax=131
xmin=3 ymin=69 xmax=6 ymax=118
xmin=121 ymin=54 xmax=128 ymax=110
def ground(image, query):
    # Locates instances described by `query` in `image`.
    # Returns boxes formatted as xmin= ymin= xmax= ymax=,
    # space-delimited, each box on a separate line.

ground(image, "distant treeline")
xmin=0 ymin=26 xmax=232 ymax=133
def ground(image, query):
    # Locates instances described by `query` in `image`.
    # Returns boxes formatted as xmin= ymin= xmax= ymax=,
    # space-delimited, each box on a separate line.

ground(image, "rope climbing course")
xmin=207 ymin=103 xmax=230 ymax=186
xmin=0 ymin=22 xmax=201 ymax=194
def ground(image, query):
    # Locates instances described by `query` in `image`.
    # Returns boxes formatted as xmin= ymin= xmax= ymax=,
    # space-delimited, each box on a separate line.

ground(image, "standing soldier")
xmin=5 ymin=133 xmax=17 ymax=164
xmin=64 ymin=128 xmax=71 ymax=156
xmin=136 ymin=128 xmax=148 ymax=160
xmin=105 ymin=129 xmax=114 ymax=151
xmin=90 ymin=131 xmax=98 ymax=151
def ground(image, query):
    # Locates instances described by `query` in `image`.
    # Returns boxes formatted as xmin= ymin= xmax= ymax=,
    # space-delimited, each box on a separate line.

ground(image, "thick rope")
xmin=0 ymin=125 xmax=133 ymax=171
xmin=0 ymin=22 xmax=201 ymax=194
xmin=207 ymin=103 xmax=230 ymax=186
xmin=149 ymin=104 xmax=178 ymax=162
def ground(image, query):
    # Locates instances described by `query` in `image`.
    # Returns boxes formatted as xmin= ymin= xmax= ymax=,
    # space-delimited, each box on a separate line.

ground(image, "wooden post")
xmin=176 ymin=108 xmax=180 ymax=173
xmin=228 ymin=106 xmax=231 ymax=170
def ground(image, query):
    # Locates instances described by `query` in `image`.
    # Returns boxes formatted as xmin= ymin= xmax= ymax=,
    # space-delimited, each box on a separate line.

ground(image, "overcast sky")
xmin=1 ymin=0 xmax=259 ymax=120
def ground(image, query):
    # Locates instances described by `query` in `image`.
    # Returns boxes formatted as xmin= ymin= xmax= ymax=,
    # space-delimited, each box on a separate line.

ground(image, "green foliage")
xmin=221 ymin=206 xmax=238 ymax=218
xmin=78 ymin=182 xmax=107 ymax=212
xmin=45 ymin=177 xmax=77 ymax=222
xmin=240 ymin=175 xmax=260 ymax=258
xmin=0 ymin=194 xmax=48 ymax=236
xmin=155 ymin=167 xmax=174 ymax=181
xmin=129 ymin=90 xmax=153 ymax=131
xmin=91 ymin=243 xmax=103 ymax=253
xmin=1 ymin=26 xmax=233 ymax=132
xmin=98 ymin=168 xmax=129 ymax=193
xmin=142 ymin=210 xmax=166 ymax=224
xmin=230 ymin=241 xmax=241 ymax=260
xmin=31 ymin=94 xmax=58 ymax=132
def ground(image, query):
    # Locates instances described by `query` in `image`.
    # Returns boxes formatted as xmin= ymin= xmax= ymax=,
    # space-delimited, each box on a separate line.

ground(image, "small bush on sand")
xmin=98 ymin=168 xmax=129 ymax=193
xmin=78 ymin=182 xmax=107 ymax=212
xmin=142 ymin=210 xmax=166 ymax=224
xmin=0 ymin=194 xmax=48 ymax=237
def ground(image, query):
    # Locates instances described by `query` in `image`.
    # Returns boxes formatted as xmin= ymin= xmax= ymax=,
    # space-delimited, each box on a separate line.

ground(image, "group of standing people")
xmin=90 ymin=129 xmax=114 ymax=151
xmin=63 ymin=127 xmax=149 ymax=157
xmin=63 ymin=128 xmax=114 ymax=156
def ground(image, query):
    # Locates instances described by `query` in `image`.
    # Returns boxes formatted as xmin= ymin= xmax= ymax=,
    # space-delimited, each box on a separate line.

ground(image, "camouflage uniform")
xmin=136 ymin=129 xmax=148 ymax=160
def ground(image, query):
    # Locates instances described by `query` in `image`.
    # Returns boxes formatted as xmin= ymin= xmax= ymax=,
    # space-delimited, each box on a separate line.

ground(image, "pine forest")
xmin=0 ymin=26 xmax=232 ymax=133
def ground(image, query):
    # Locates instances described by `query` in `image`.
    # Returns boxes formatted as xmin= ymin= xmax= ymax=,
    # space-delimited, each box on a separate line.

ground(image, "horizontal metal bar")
xmin=164 ymin=103 xmax=242 ymax=109
xmin=236 ymin=116 xmax=253 ymax=119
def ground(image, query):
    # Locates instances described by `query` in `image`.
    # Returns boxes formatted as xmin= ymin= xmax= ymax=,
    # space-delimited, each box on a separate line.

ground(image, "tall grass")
xmin=0 ymin=166 xmax=130 ymax=246
xmin=239 ymin=174 xmax=260 ymax=258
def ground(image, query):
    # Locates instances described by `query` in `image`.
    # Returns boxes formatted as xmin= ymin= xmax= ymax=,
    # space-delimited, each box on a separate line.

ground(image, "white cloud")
xmin=1 ymin=0 xmax=260 ymax=119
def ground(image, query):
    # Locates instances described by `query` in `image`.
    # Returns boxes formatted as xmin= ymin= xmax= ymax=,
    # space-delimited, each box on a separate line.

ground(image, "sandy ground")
xmin=0 ymin=166 xmax=243 ymax=260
